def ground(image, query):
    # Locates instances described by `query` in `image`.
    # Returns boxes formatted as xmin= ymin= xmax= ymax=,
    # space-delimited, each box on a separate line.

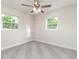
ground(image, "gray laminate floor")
xmin=1 ymin=41 xmax=77 ymax=59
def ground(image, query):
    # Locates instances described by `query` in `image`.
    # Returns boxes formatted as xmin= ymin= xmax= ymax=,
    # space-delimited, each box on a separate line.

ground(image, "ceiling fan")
xmin=21 ymin=0 xmax=51 ymax=13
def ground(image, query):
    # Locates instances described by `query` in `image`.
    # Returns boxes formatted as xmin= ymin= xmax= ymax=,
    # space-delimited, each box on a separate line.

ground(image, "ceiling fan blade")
xmin=41 ymin=10 xmax=44 ymax=13
xmin=30 ymin=10 xmax=33 ymax=13
xmin=41 ymin=5 xmax=51 ymax=8
xmin=21 ymin=4 xmax=33 ymax=7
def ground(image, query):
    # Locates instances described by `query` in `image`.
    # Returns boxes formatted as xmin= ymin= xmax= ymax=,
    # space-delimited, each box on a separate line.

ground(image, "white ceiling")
xmin=1 ymin=0 xmax=76 ymax=15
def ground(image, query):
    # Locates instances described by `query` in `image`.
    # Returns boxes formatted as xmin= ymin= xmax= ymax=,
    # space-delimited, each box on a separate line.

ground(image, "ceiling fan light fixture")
xmin=35 ymin=10 xmax=39 ymax=13
xmin=21 ymin=0 xmax=51 ymax=14
xmin=33 ymin=7 xmax=36 ymax=11
xmin=38 ymin=8 xmax=41 ymax=12
xmin=33 ymin=7 xmax=39 ymax=13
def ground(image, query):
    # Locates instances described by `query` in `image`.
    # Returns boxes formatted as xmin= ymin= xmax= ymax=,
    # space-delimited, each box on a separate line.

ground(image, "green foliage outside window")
xmin=47 ymin=17 xmax=58 ymax=29
xmin=2 ymin=14 xmax=18 ymax=29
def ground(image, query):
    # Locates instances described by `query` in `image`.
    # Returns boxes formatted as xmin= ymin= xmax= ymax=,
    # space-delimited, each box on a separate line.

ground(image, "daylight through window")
xmin=1 ymin=14 xmax=18 ymax=29
xmin=46 ymin=17 xmax=58 ymax=30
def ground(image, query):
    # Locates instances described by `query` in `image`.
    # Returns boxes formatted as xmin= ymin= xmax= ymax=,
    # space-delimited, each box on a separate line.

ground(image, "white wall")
xmin=30 ymin=16 xmax=36 ymax=39
xmin=1 ymin=6 xmax=33 ymax=50
xmin=34 ymin=4 xmax=77 ymax=50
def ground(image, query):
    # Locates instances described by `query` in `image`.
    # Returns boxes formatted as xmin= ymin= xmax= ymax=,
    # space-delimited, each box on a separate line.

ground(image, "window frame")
xmin=45 ymin=17 xmax=58 ymax=31
xmin=1 ymin=14 xmax=18 ymax=30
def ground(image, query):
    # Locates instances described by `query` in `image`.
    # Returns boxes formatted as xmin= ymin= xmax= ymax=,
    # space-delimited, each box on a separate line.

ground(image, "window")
xmin=1 ymin=14 xmax=18 ymax=29
xmin=46 ymin=17 xmax=58 ymax=30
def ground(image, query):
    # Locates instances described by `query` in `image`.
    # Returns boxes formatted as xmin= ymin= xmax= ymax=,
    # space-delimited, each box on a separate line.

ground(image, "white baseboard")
xmin=33 ymin=39 xmax=77 ymax=51
xmin=1 ymin=40 xmax=32 ymax=51
xmin=2 ymin=39 xmax=77 ymax=51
